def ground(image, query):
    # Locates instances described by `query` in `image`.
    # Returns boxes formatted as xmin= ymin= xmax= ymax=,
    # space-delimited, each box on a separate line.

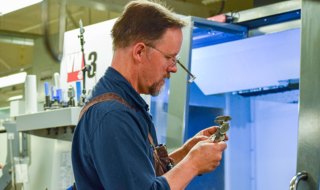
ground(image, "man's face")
xmin=142 ymin=28 xmax=183 ymax=96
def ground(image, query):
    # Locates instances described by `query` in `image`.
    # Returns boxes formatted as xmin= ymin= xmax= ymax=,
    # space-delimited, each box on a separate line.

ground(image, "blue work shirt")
xmin=72 ymin=67 xmax=170 ymax=190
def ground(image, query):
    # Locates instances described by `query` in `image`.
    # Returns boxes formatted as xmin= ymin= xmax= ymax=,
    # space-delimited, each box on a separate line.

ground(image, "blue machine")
xmin=151 ymin=3 xmax=301 ymax=189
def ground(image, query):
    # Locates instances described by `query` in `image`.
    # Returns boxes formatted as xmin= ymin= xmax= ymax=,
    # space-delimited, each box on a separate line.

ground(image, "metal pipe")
xmin=41 ymin=0 xmax=66 ymax=62
xmin=9 ymin=138 xmax=15 ymax=190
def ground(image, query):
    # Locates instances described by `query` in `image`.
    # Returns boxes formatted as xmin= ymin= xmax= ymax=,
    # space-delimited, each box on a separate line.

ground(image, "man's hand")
xmin=164 ymin=138 xmax=227 ymax=190
xmin=196 ymin=126 xmax=229 ymax=139
xmin=187 ymin=139 xmax=227 ymax=174
xmin=181 ymin=126 xmax=229 ymax=156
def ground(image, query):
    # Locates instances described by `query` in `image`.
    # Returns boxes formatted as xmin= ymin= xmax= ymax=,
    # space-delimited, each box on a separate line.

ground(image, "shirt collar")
xmin=104 ymin=67 xmax=148 ymax=110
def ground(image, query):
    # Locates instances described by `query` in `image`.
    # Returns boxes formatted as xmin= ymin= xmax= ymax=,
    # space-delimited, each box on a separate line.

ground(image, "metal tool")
xmin=210 ymin=116 xmax=232 ymax=142
xmin=78 ymin=19 xmax=91 ymax=106
xmin=198 ymin=115 xmax=232 ymax=177
xmin=67 ymin=86 xmax=75 ymax=107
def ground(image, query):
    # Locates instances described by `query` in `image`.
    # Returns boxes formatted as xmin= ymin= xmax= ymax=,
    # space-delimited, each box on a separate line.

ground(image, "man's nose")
xmin=167 ymin=64 xmax=178 ymax=73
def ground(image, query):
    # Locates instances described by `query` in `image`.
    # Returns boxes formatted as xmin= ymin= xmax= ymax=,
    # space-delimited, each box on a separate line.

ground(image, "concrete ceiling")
xmin=0 ymin=0 xmax=254 ymax=107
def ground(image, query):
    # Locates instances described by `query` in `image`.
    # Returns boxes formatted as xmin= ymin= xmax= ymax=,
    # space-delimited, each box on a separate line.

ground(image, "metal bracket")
xmin=290 ymin=171 xmax=308 ymax=190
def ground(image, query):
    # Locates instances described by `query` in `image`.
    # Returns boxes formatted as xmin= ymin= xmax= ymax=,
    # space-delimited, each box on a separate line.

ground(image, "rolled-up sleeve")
xmin=88 ymin=109 xmax=170 ymax=190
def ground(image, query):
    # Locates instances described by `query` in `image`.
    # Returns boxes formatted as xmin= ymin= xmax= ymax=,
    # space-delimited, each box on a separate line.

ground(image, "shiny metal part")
xmin=296 ymin=1 xmax=320 ymax=189
xmin=210 ymin=116 xmax=232 ymax=142
xmin=226 ymin=1 xmax=301 ymax=23
xmin=224 ymin=1 xmax=301 ymax=37
xmin=289 ymin=172 xmax=308 ymax=190
xmin=248 ymin=19 xmax=300 ymax=37
xmin=176 ymin=60 xmax=196 ymax=83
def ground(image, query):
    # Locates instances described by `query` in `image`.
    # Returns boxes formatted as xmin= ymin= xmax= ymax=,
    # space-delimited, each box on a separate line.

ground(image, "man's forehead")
xmin=157 ymin=28 xmax=183 ymax=52
xmin=161 ymin=28 xmax=183 ymax=40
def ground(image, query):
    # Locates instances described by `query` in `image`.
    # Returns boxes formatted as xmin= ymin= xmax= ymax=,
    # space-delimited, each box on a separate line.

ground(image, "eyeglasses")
xmin=145 ymin=44 xmax=196 ymax=83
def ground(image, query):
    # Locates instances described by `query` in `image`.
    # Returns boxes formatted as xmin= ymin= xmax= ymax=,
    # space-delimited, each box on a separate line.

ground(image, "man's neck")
xmin=111 ymin=49 xmax=142 ymax=94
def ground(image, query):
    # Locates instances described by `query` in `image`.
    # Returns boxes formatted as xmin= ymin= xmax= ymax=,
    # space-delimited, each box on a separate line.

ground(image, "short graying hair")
xmin=111 ymin=0 xmax=186 ymax=50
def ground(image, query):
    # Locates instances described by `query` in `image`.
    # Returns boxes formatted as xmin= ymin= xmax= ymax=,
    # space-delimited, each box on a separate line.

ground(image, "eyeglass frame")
xmin=145 ymin=44 xmax=196 ymax=83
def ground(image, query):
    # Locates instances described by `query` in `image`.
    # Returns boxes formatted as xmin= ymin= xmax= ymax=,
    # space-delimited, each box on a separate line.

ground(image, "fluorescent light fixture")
xmin=0 ymin=36 xmax=34 ymax=46
xmin=202 ymin=0 xmax=223 ymax=5
xmin=0 ymin=0 xmax=42 ymax=15
xmin=0 ymin=72 xmax=27 ymax=88
xmin=7 ymin=95 xmax=23 ymax=101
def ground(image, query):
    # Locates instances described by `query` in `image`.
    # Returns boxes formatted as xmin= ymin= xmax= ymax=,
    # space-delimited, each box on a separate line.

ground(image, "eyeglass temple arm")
xmin=176 ymin=60 xmax=196 ymax=83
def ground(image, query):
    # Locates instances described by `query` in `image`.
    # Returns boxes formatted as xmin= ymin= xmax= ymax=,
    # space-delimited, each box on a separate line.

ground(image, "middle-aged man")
xmin=72 ymin=0 xmax=228 ymax=189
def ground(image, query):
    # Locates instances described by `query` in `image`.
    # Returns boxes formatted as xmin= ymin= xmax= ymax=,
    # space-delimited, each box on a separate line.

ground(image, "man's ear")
xmin=133 ymin=43 xmax=147 ymax=63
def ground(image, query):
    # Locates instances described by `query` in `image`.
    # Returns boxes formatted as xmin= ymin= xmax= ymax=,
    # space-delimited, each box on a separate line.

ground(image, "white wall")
xmin=225 ymin=92 xmax=299 ymax=190
xmin=225 ymin=94 xmax=253 ymax=190
xmin=253 ymin=99 xmax=298 ymax=190
xmin=23 ymin=136 xmax=56 ymax=190
xmin=50 ymin=140 xmax=73 ymax=190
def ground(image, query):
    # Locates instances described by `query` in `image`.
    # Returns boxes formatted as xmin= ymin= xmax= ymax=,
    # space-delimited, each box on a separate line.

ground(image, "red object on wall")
xmin=207 ymin=14 xmax=227 ymax=23
xmin=0 ymin=165 xmax=2 ymax=169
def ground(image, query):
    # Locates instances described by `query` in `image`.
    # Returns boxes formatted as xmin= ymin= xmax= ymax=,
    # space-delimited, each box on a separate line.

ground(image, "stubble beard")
xmin=149 ymin=78 xmax=166 ymax=97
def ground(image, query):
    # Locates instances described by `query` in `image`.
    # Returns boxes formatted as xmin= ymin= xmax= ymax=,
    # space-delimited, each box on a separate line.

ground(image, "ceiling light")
xmin=7 ymin=95 xmax=23 ymax=101
xmin=202 ymin=0 xmax=224 ymax=5
xmin=0 ymin=0 xmax=42 ymax=15
xmin=0 ymin=36 xmax=34 ymax=46
xmin=0 ymin=72 xmax=27 ymax=88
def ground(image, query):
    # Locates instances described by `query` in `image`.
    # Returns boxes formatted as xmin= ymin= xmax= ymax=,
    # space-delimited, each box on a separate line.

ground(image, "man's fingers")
xmin=202 ymin=139 xmax=214 ymax=143
xmin=207 ymin=126 xmax=229 ymax=141
xmin=200 ymin=139 xmax=227 ymax=151
xmin=195 ymin=135 xmax=210 ymax=141
xmin=202 ymin=126 xmax=218 ymax=136
xmin=218 ymin=141 xmax=227 ymax=150
xmin=224 ymin=133 xmax=229 ymax=141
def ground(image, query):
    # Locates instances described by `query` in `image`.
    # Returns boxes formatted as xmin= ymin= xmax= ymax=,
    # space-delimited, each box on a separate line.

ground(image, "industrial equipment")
xmin=0 ymin=121 xmax=28 ymax=190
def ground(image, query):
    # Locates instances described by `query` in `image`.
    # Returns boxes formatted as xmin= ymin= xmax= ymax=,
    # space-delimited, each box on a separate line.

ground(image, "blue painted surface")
xmin=149 ymin=17 xmax=301 ymax=189
xmin=186 ymin=27 xmax=300 ymax=190
xmin=192 ymin=17 xmax=247 ymax=49
xmin=185 ymin=92 xmax=299 ymax=190
xmin=151 ymin=79 xmax=171 ymax=144
xmin=185 ymin=106 xmax=224 ymax=190
xmin=76 ymin=81 xmax=82 ymax=103
xmin=56 ymin=89 xmax=62 ymax=101
xmin=51 ymin=86 xmax=55 ymax=100
xmin=193 ymin=30 xmax=245 ymax=49
xmin=239 ymin=10 xmax=300 ymax=29
xmin=189 ymin=82 xmax=225 ymax=109
xmin=44 ymin=82 xmax=49 ymax=96
xmin=224 ymin=94 xmax=253 ymax=190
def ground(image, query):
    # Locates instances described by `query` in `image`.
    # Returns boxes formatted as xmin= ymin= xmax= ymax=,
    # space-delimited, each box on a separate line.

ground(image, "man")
xmin=72 ymin=0 xmax=228 ymax=189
